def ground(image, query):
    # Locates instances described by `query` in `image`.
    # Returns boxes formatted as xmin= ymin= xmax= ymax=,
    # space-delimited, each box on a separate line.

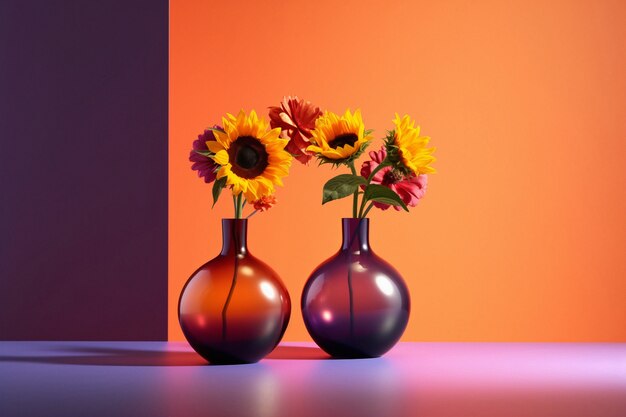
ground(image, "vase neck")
xmin=220 ymin=219 xmax=248 ymax=256
xmin=341 ymin=218 xmax=370 ymax=252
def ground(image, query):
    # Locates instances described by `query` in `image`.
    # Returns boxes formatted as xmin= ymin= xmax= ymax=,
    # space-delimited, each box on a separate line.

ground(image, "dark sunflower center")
xmin=236 ymin=145 xmax=260 ymax=169
xmin=382 ymin=169 xmax=404 ymax=185
xmin=329 ymin=133 xmax=358 ymax=149
xmin=228 ymin=136 xmax=269 ymax=179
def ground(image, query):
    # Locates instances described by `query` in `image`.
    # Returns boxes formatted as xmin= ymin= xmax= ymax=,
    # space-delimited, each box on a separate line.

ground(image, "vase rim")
xmin=341 ymin=217 xmax=370 ymax=223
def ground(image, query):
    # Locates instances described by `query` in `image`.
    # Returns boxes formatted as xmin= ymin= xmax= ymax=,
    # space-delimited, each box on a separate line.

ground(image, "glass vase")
xmin=179 ymin=218 xmax=291 ymax=364
xmin=301 ymin=218 xmax=410 ymax=358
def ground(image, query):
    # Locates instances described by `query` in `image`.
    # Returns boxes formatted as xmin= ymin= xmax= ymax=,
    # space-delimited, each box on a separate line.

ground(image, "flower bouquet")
xmin=270 ymin=96 xmax=436 ymax=358
xmin=179 ymin=109 xmax=292 ymax=364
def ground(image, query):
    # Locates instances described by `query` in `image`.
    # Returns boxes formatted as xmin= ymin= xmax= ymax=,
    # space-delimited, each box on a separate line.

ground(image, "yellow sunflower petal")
xmin=307 ymin=144 xmax=323 ymax=153
xmin=216 ymin=164 xmax=231 ymax=179
xmin=213 ymin=129 xmax=231 ymax=148
xmin=206 ymin=141 xmax=224 ymax=153
xmin=321 ymin=148 xmax=345 ymax=159
xmin=212 ymin=150 xmax=229 ymax=165
xmin=391 ymin=114 xmax=435 ymax=175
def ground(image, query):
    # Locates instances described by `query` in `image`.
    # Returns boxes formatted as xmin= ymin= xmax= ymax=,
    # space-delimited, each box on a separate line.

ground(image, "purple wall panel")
xmin=0 ymin=0 xmax=168 ymax=340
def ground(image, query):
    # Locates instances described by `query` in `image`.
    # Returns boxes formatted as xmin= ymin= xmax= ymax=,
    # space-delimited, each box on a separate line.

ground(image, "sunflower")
xmin=207 ymin=110 xmax=292 ymax=201
xmin=386 ymin=114 xmax=436 ymax=175
xmin=307 ymin=109 xmax=373 ymax=164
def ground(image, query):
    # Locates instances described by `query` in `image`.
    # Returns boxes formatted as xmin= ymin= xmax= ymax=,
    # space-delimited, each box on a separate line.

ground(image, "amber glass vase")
xmin=301 ymin=218 xmax=410 ymax=358
xmin=179 ymin=219 xmax=291 ymax=364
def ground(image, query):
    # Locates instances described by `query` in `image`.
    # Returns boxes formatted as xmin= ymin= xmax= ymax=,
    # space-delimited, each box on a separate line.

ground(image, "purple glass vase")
xmin=179 ymin=219 xmax=291 ymax=364
xmin=301 ymin=218 xmax=410 ymax=358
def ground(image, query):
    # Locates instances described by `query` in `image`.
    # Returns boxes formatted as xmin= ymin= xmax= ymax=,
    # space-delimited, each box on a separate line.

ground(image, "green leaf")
xmin=322 ymin=174 xmax=367 ymax=205
xmin=212 ymin=176 xmax=227 ymax=208
xmin=363 ymin=184 xmax=409 ymax=211
xmin=195 ymin=150 xmax=213 ymax=157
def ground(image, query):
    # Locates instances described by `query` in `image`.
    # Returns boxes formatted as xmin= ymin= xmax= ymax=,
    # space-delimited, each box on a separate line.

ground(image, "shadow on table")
xmin=267 ymin=345 xmax=329 ymax=360
xmin=0 ymin=344 xmax=328 ymax=366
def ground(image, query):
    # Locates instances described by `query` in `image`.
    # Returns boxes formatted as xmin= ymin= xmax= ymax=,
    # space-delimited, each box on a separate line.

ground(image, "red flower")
xmin=360 ymin=148 xmax=428 ymax=211
xmin=252 ymin=195 xmax=277 ymax=212
xmin=269 ymin=96 xmax=322 ymax=164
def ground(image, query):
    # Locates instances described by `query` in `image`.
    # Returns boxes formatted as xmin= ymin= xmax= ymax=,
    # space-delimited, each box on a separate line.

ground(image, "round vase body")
xmin=179 ymin=219 xmax=291 ymax=364
xmin=302 ymin=218 xmax=410 ymax=358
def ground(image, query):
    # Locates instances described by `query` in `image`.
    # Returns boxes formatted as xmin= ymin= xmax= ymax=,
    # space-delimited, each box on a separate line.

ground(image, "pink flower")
xmin=269 ymin=96 xmax=322 ymax=164
xmin=360 ymin=148 xmax=428 ymax=211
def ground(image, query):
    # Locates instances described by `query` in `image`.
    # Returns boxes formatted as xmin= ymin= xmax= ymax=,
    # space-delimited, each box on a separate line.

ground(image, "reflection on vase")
xmin=179 ymin=219 xmax=291 ymax=364
xmin=301 ymin=218 xmax=410 ymax=358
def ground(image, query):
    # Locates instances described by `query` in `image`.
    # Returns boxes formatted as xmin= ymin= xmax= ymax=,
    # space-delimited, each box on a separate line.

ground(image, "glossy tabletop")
xmin=1 ymin=342 xmax=625 ymax=417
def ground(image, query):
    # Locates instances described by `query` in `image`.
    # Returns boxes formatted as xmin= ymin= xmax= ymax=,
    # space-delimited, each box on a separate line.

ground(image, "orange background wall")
xmin=169 ymin=0 xmax=626 ymax=342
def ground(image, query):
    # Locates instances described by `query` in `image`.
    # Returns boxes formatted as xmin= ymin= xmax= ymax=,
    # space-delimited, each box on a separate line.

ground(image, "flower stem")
xmin=358 ymin=158 xmax=391 ymax=217
xmin=234 ymin=193 xmax=244 ymax=218
xmin=357 ymin=201 xmax=366 ymax=218
xmin=246 ymin=209 xmax=259 ymax=219
xmin=362 ymin=202 xmax=375 ymax=218
xmin=348 ymin=161 xmax=359 ymax=218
